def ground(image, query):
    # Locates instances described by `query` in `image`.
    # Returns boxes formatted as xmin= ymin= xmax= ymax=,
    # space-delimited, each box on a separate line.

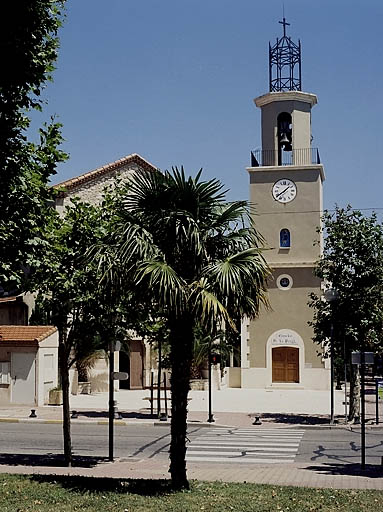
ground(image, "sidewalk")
xmin=0 ymin=388 xmax=382 ymax=490
xmin=0 ymin=455 xmax=382 ymax=490
xmin=0 ymin=387 xmax=380 ymax=428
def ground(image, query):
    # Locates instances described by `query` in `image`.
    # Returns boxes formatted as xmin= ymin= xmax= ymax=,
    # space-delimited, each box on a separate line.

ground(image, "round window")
xmin=280 ymin=277 xmax=290 ymax=288
xmin=277 ymin=274 xmax=293 ymax=290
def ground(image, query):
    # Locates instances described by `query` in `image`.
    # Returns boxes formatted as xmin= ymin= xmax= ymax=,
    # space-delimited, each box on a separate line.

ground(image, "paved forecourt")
xmin=186 ymin=427 xmax=304 ymax=464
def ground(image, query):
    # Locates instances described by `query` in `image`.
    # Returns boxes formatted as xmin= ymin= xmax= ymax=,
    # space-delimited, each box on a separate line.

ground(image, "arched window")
xmin=280 ymin=228 xmax=291 ymax=248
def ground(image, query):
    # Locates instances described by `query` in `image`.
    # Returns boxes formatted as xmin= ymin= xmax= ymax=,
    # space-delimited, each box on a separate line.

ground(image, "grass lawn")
xmin=0 ymin=473 xmax=382 ymax=511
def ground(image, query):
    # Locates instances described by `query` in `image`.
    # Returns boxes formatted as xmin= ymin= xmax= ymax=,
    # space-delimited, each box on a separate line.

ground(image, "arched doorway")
xmin=272 ymin=347 xmax=299 ymax=383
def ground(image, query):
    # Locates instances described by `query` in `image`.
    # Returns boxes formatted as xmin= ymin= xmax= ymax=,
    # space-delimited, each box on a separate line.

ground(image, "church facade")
xmin=239 ymin=20 xmax=329 ymax=391
xmin=54 ymin=153 xmax=158 ymax=391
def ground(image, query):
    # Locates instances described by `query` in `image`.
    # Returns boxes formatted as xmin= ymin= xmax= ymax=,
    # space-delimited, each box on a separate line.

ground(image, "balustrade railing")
xmin=251 ymin=148 xmax=320 ymax=167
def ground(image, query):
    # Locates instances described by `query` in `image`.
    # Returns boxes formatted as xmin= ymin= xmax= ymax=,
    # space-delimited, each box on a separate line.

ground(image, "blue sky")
xmin=39 ymin=0 xmax=383 ymax=212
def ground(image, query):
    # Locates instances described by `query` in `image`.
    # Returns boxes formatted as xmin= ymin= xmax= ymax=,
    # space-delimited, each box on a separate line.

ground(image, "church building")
xmin=239 ymin=19 xmax=329 ymax=391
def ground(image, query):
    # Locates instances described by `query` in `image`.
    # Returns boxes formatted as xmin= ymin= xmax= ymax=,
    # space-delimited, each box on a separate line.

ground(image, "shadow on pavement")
xmin=305 ymin=463 xmax=383 ymax=478
xmin=257 ymin=413 xmax=331 ymax=425
xmin=71 ymin=410 xmax=155 ymax=420
xmin=0 ymin=453 xmax=108 ymax=467
xmin=30 ymin=474 xmax=175 ymax=495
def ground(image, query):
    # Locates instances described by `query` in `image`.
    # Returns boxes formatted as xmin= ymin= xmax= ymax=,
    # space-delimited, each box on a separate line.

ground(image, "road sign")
xmin=112 ymin=371 xmax=129 ymax=380
xmin=351 ymin=352 xmax=374 ymax=365
xmin=378 ymin=380 xmax=383 ymax=400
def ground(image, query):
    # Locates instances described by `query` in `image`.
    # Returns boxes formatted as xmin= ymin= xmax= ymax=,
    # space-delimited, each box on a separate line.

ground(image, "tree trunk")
xmin=169 ymin=316 xmax=193 ymax=490
xmin=348 ymin=358 xmax=360 ymax=422
xmin=59 ymin=328 xmax=72 ymax=466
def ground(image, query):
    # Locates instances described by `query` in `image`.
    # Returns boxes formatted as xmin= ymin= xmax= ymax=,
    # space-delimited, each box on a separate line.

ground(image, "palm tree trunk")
xmin=169 ymin=316 xmax=193 ymax=490
xmin=58 ymin=328 xmax=72 ymax=466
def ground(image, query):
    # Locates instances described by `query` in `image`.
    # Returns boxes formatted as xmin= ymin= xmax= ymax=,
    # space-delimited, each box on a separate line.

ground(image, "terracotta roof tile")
xmin=0 ymin=326 xmax=57 ymax=343
xmin=53 ymin=153 xmax=157 ymax=195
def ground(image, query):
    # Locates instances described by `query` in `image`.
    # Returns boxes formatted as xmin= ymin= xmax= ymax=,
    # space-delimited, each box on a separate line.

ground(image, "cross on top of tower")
xmin=269 ymin=17 xmax=302 ymax=92
xmin=279 ymin=17 xmax=290 ymax=38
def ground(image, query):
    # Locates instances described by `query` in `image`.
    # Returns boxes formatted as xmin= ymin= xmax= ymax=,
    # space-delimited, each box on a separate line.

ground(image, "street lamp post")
xmin=324 ymin=288 xmax=339 ymax=425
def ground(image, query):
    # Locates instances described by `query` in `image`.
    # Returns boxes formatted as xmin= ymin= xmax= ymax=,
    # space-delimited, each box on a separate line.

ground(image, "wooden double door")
xmin=272 ymin=347 xmax=299 ymax=383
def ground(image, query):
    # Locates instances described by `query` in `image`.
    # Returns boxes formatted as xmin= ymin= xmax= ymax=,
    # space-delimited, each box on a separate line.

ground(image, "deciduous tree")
xmin=33 ymin=200 xmax=108 ymax=465
xmin=309 ymin=206 xmax=383 ymax=420
xmin=0 ymin=0 xmax=66 ymax=289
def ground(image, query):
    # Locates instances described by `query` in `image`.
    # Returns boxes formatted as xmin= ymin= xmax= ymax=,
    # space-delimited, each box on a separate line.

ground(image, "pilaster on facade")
xmin=240 ymin=316 xmax=250 ymax=369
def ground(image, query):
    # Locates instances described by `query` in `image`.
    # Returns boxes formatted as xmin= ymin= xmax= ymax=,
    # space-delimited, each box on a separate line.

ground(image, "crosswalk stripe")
xmin=190 ymin=444 xmax=297 ymax=452
xmin=187 ymin=450 xmax=294 ymax=457
xmin=186 ymin=456 xmax=295 ymax=464
xmin=201 ymin=436 xmax=301 ymax=444
xmin=185 ymin=427 xmax=304 ymax=465
xmin=207 ymin=431 xmax=304 ymax=434
xmin=193 ymin=438 xmax=299 ymax=447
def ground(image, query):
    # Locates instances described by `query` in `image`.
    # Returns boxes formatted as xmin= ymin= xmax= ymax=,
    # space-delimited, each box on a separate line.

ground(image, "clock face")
xmin=272 ymin=179 xmax=297 ymax=203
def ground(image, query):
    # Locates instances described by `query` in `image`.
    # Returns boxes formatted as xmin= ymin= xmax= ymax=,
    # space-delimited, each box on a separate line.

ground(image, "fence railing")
xmin=251 ymin=148 xmax=321 ymax=167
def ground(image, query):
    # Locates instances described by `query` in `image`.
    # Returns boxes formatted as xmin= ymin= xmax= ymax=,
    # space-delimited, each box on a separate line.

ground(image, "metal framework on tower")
xmin=269 ymin=17 xmax=302 ymax=92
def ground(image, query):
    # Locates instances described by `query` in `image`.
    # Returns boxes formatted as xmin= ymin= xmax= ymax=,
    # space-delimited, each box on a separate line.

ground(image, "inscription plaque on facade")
xmin=271 ymin=330 xmax=299 ymax=346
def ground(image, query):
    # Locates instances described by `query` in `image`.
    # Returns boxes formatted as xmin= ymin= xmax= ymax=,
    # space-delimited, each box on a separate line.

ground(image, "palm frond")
xmin=135 ymin=259 xmax=187 ymax=314
xmin=189 ymin=277 xmax=235 ymax=330
xmin=202 ymin=248 xmax=270 ymax=317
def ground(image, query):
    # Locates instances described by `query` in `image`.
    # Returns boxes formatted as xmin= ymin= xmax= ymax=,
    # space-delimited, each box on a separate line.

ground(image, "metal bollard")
xmin=113 ymin=400 xmax=122 ymax=419
xmin=29 ymin=409 xmax=37 ymax=418
xmin=159 ymin=412 xmax=168 ymax=421
xmin=252 ymin=415 xmax=262 ymax=425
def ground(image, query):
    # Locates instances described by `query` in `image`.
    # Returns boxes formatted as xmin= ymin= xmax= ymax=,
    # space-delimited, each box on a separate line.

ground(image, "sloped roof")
xmin=53 ymin=153 xmax=157 ymax=194
xmin=0 ymin=326 xmax=57 ymax=343
xmin=0 ymin=295 xmax=24 ymax=304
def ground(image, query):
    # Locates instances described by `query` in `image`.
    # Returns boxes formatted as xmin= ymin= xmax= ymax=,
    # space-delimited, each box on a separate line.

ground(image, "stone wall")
xmin=56 ymin=162 xmax=141 ymax=214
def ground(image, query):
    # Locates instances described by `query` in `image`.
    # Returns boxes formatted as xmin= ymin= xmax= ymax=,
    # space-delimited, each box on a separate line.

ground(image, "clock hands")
xmin=272 ymin=179 xmax=297 ymax=203
xmin=276 ymin=185 xmax=292 ymax=198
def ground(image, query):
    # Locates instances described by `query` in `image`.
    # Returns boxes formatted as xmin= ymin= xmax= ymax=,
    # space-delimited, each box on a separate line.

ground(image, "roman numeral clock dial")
xmin=272 ymin=179 xmax=297 ymax=203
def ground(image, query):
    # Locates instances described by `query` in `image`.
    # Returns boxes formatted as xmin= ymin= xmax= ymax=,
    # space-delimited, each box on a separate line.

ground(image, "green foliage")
xmin=309 ymin=206 xmax=383 ymax=354
xmin=309 ymin=206 xmax=383 ymax=419
xmin=32 ymin=199 xmax=112 ymax=364
xmin=96 ymin=166 xmax=270 ymax=488
xmin=0 ymin=474 xmax=381 ymax=512
xmin=115 ymin=166 xmax=270 ymax=329
xmin=0 ymin=1 xmax=67 ymax=289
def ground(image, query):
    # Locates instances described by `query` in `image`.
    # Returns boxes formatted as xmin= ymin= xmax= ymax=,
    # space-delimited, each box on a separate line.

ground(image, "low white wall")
xmin=222 ymin=367 xmax=242 ymax=388
xmin=38 ymin=332 xmax=59 ymax=406
xmin=301 ymin=368 xmax=330 ymax=390
xmin=240 ymin=367 xmax=330 ymax=390
xmin=241 ymin=368 xmax=269 ymax=388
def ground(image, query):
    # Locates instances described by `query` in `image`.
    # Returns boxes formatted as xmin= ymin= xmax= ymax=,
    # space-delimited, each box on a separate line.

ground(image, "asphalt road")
xmin=0 ymin=423 xmax=382 ymax=466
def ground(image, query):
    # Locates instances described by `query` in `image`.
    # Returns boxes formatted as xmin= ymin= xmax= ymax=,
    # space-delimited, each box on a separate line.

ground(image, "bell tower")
xmin=240 ymin=19 xmax=329 ymax=391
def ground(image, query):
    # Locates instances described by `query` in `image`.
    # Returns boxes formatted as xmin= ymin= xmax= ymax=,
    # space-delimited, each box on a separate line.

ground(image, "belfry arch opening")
xmin=277 ymin=112 xmax=292 ymax=165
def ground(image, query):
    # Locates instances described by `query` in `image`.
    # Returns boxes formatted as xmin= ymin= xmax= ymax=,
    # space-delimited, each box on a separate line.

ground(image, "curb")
xmin=0 ymin=418 xmax=220 ymax=428
xmin=1 ymin=416 xmax=382 ymax=430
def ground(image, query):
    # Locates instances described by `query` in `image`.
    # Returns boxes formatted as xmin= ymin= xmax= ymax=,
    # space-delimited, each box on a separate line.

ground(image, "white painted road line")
xmin=186 ymin=456 xmax=295 ymax=464
xmin=187 ymin=450 xmax=294 ymax=457
xmin=190 ymin=444 xmax=298 ymax=452
xmin=185 ymin=427 xmax=305 ymax=464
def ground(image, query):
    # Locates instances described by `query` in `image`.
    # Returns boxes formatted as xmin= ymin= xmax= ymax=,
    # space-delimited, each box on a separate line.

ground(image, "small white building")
xmin=0 ymin=326 xmax=59 ymax=406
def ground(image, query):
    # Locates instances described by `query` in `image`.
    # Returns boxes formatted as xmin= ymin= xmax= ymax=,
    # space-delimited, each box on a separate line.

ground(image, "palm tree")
xmin=101 ymin=167 xmax=270 ymax=489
